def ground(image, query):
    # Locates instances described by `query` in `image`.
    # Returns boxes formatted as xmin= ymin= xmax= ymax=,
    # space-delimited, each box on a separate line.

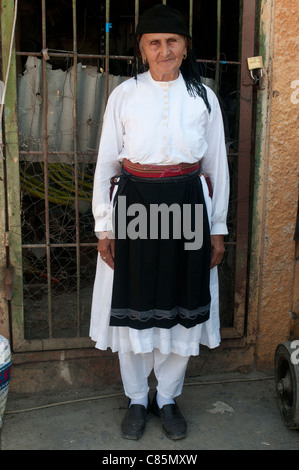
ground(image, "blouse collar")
xmin=146 ymin=70 xmax=183 ymax=88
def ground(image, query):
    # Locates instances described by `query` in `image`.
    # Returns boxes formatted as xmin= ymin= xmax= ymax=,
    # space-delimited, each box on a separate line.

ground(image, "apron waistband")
xmin=122 ymin=158 xmax=200 ymax=178
xmin=109 ymin=159 xmax=213 ymax=199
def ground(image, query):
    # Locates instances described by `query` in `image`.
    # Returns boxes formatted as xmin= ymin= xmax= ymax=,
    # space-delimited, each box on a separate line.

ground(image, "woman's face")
xmin=139 ymin=33 xmax=187 ymax=81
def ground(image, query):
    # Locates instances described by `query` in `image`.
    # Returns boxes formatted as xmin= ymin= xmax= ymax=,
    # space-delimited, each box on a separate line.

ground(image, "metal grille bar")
xmin=72 ymin=0 xmax=81 ymax=337
xmin=15 ymin=51 xmax=240 ymax=66
xmin=41 ymin=0 xmax=52 ymax=337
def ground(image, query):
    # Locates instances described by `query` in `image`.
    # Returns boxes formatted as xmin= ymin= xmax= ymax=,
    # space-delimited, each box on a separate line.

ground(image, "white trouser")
xmin=118 ymin=349 xmax=190 ymax=400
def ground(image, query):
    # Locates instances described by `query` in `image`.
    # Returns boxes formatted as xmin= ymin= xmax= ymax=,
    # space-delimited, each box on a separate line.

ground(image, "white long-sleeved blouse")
xmin=92 ymin=70 xmax=229 ymax=235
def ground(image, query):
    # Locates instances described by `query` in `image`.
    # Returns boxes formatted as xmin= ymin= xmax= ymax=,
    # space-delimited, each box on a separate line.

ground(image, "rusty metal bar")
xmin=133 ymin=0 xmax=139 ymax=73
xmin=41 ymin=0 xmax=52 ymax=338
xmin=197 ymin=59 xmax=240 ymax=65
xmin=72 ymin=0 xmax=81 ymax=337
xmin=20 ymin=149 xmax=239 ymax=158
xmin=135 ymin=0 xmax=139 ymax=29
xmin=16 ymin=51 xmax=134 ymax=60
xmin=21 ymin=241 xmax=236 ymax=249
xmin=105 ymin=0 xmax=110 ymax=103
xmin=20 ymin=150 xmax=96 ymax=155
xmin=15 ymin=50 xmax=241 ymax=65
xmin=189 ymin=0 xmax=193 ymax=37
xmin=215 ymin=0 xmax=222 ymax=94
xmin=23 ymin=243 xmax=98 ymax=249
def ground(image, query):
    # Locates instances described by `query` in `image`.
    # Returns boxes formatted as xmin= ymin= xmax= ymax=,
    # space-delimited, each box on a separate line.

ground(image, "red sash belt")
xmin=110 ymin=159 xmax=213 ymax=199
xmin=123 ymin=158 xmax=200 ymax=178
xmin=122 ymin=158 xmax=212 ymax=197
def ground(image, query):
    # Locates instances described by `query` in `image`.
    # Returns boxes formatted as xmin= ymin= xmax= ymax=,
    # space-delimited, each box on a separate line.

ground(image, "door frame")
xmin=0 ymin=0 xmax=258 ymax=353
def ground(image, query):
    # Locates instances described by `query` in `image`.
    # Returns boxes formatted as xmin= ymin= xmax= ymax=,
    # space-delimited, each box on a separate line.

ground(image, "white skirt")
xmin=89 ymin=175 xmax=221 ymax=357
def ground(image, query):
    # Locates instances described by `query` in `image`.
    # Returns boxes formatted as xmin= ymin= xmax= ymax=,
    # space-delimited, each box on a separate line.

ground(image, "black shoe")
xmin=151 ymin=391 xmax=187 ymax=440
xmin=121 ymin=400 xmax=150 ymax=440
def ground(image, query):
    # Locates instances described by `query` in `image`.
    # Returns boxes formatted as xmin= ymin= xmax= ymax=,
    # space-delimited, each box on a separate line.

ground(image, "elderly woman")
xmin=90 ymin=5 xmax=229 ymax=440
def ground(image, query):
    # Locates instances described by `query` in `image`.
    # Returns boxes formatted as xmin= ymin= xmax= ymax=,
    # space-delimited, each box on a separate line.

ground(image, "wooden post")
xmin=0 ymin=0 xmax=24 ymax=349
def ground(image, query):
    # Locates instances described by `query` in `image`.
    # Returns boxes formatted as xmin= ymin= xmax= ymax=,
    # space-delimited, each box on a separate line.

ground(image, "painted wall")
xmin=252 ymin=0 xmax=299 ymax=368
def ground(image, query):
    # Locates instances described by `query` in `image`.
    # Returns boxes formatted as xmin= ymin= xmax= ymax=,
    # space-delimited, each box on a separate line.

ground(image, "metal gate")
xmin=1 ymin=0 xmax=256 ymax=352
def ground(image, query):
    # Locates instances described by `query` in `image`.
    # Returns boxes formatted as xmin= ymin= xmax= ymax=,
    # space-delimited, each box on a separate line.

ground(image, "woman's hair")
xmin=134 ymin=35 xmax=211 ymax=113
xmin=180 ymin=41 xmax=211 ymax=113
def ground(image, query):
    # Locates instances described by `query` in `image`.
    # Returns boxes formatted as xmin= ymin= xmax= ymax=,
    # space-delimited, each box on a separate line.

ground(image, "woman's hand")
xmin=210 ymin=234 xmax=225 ymax=269
xmin=97 ymin=231 xmax=115 ymax=270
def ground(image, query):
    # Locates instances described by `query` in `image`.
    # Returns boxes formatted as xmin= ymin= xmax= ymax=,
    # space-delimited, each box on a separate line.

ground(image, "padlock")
xmin=247 ymin=56 xmax=263 ymax=70
xmin=247 ymin=56 xmax=263 ymax=84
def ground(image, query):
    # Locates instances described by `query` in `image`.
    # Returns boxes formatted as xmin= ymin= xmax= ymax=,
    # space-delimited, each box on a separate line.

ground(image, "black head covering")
xmin=134 ymin=4 xmax=211 ymax=113
xmin=135 ymin=4 xmax=191 ymax=37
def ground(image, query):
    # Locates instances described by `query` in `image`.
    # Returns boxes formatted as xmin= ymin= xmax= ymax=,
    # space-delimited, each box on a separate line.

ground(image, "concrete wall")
xmin=252 ymin=0 xmax=299 ymax=368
